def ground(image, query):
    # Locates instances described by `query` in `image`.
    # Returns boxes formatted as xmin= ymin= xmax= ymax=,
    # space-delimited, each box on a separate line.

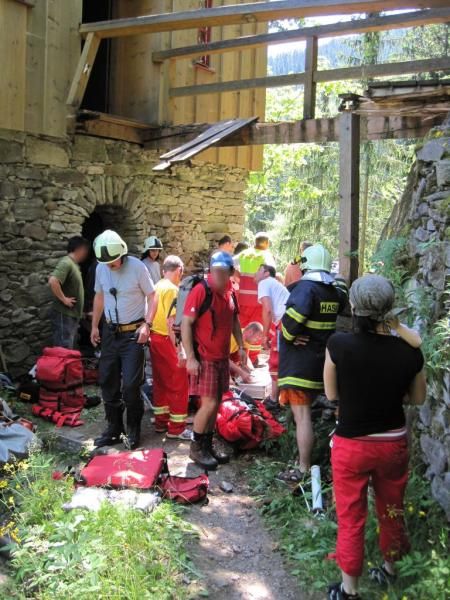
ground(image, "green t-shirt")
xmin=51 ymin=256 xmax=84 ymax=319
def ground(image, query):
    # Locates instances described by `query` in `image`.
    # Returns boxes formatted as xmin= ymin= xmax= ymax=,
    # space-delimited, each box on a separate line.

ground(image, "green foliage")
xmin=0 ymin=452 xmax=196 ymax=600
xmin=249 ymin=421 xmax=450 ymax=600
xmin=371 ymin=238 xmax=450 ymax=380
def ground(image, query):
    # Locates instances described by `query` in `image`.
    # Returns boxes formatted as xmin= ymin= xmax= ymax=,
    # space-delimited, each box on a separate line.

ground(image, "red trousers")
xmin=149 ymin=333 xmax=188 ymax=434
xmin=239 ymin=303 xmax=263 ymax=363
xmin=331 ymin=434 xmax=410 ymax=577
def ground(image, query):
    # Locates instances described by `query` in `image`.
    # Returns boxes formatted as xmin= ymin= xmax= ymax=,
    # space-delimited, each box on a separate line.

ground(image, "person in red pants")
xmin=233 ymin=232 xmax=276 ymax=364
xmin=150 ymin=255 xmax=192 ymax=440
xmin=324 ymin=274 xmax=426 ymax=600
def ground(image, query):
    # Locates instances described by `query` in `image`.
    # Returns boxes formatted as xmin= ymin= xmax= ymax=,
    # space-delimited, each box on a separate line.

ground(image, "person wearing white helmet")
xmin=277 ymin=243 xmax=348 ymax=484
xmin=90 ymin=230 xmax=156 ymax=449
xmin=141 ymin=235 xmax=163 ymax=284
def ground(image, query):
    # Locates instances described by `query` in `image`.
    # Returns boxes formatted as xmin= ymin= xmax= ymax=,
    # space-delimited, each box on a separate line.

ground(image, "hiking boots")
xmin=204 ymin=433 xmax=230 ymax=464
xmin=189 ymin=439 xmax=218 ymax=471
xmin=94 ymin=423 xmax=124 ymax=447
xmin=126 ymin=423 xmax=141 ymax=450
xmin=94 ymin=406 xmax=125 ymax=448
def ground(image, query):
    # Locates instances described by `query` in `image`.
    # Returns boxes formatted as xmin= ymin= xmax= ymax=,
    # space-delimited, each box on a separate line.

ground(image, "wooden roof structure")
xmin=69 ymin=0 xmax=450 ymax=282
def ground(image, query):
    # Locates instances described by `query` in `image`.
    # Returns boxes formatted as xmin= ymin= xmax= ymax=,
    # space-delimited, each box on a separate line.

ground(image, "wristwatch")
xmin=145 ymin=322 xmax=152 ymax=328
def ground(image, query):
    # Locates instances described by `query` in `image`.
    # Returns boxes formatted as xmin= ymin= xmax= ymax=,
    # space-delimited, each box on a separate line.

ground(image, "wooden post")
xmin=339 ymin=111 xmax=360 ymax=283
xmin=303 ymin=36 xmax=318 ymax=119
xmin=66 ymin=32 xmax=101 ymax=109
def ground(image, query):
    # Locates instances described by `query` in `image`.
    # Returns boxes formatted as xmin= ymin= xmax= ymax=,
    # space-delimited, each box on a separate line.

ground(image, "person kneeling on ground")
xmin=150 ymin=255 xmax=192 ymax=441
xmin=229 ymin=322 xmax=263 ymax=383
xmin=324 ymin=274 xmax=426 ymax=600
xmin=181 ymin=251 xmax=246 ymax=470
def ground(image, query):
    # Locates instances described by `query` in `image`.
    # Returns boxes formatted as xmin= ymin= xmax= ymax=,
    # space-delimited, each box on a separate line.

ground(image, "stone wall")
xmin=0 ymin=128 xmax=247 ymax=375
xmin=382 ymin=117 xmax=450 ymax=519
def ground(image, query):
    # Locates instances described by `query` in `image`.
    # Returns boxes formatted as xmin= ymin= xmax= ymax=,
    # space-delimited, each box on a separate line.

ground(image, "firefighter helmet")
xmin=301 ymin=244 xmax=332 ymax=272
xmin=143 ymin=236 xmax=163 ymax=252
xmin=93 ymin=230 xmax=128 ymax=264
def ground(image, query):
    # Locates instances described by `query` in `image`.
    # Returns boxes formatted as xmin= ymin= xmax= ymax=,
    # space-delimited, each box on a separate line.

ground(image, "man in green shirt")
xmin=48 ymin=236 xmax=89 ymax=348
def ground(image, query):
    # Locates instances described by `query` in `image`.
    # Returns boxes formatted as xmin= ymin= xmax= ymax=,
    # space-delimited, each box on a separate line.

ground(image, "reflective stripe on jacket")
xmin=278 ymin=278 xmax=348 ymax=391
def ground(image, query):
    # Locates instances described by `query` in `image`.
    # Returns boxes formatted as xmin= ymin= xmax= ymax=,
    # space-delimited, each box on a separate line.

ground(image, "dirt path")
xmin=43 ymin=405 xmax=307 ymax=600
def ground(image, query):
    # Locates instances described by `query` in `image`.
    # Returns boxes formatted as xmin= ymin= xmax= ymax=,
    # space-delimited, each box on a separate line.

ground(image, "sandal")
xmin=328 ymin=582 xmax=362 ymax=599
xmin=276 ymin=467 xmax=307 ymax=483
xmin=368 ymin=564 xmax=397 ymax=586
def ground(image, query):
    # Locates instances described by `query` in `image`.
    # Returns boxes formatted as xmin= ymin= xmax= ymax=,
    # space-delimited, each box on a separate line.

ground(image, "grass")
xmin=0 ymin=451 xmax=199 ymax=600
xmin=249 ymin=419 xmax=450 ymax=600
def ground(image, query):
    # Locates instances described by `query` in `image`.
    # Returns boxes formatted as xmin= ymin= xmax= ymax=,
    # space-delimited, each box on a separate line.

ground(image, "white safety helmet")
xmin=301 ymin=244 xmax=332 ymax=272
xmin=93 ymin=230 xmax=128 ymax=264
xmin=143 ymin=236 xmax=163 ymax=252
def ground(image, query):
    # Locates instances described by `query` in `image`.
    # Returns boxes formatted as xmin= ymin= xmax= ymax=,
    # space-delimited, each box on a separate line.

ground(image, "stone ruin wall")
xmin=382 ymin=117 xmax=450 ymax=519
xmin=0 ymin=128 xmax=247 ymax=376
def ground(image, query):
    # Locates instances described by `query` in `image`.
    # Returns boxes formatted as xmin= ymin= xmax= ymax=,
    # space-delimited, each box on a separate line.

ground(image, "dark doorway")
xmin=81 ymin=0 xmax=113 ymax=113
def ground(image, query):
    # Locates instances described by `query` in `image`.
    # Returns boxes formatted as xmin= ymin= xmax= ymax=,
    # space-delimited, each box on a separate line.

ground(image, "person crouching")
xmin=181 ymin=252 xmax=246 ymax=470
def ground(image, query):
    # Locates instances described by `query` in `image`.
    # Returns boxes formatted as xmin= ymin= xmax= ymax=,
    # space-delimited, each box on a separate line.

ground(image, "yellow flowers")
xmin=0 ymin=479 xmax=7 ymax=489
xmin=8 ymin=495 xmax=15 ymax=505
xmin=0 ymin=521 xmax=21 ymax=544
xmin=407 ymin=504 xmax=414 ymax=514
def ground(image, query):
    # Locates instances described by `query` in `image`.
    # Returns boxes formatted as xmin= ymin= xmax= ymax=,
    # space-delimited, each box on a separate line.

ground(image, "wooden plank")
xmin=160 ymin=117 xmax=258 ymax=159
xmin=142 ymin=115 xmax=444 ymax=149
xmin=0 ymin=0 xmax=27 ymax=131
xmin=153 ymin=8 xmax=450 ymax=62
xmin=339 ymin=112 xmax=360 ymax=283
xmin=79 ymin=1 xmax=450 ymax=38
xmin=153 ymin=117 xmax=259 ymax=170
xmin=303 ymin=36 xmax=318 ymax=119
xmin=170 ymin=56 xmax=450 ymax=97
xmin=66 ymin=32 xmax=101 ymax=109
xmin=13 ymin=0 xmax=35 ymax=7
xmin=315 ymin=56 xmax=450 ymax=83
xmin=171 ymin=72 xmax=307 ymax=96
xmin=74 ymin=112 xmax=444 ymax=147
xmin=160 ymin=119 xmax=244 ymax=159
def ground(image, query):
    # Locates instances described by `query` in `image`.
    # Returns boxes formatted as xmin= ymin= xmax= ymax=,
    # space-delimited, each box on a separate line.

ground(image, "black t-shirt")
xmin=327 ymin=332 xmax=424 ymax=438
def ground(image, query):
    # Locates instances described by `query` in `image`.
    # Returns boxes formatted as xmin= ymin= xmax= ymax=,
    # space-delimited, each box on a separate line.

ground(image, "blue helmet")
xmin=210 ymin=251 xmax=234 ymax=270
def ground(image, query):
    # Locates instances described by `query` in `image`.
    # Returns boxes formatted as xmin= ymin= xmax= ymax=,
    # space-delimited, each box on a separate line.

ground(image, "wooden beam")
xmin=142 ymin=115 xmax=444 ymax=149
xmin=153 ymin=8 xmax=450 ymax=62
xmin=170 ymin=56 xmax=450 ymax=97
xmin=339 ymin=112 xmax=360 ymax=283
xmin=304 ymin=36 xmax=318 ymax=119
xmin=66 ymin=32 xmax=100 ymax=109
xmin=79 ymin=1 xmax=450 ymax=39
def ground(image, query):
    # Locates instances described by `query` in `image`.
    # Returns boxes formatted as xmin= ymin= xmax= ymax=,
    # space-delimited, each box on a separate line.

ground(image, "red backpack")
xmin=33 ymin=347 xmax=85 ymax=427
xmin=159 ymin=474 xmax=209 ymax=504
xmin=216 ymin=394 xmax=285 ymax=449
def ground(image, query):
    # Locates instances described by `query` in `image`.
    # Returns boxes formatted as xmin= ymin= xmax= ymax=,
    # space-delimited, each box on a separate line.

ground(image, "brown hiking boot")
xmin=189 ymin=439 xmax=218 ymax=471
xmin=204 ymin=433 xmax=230 ymax=464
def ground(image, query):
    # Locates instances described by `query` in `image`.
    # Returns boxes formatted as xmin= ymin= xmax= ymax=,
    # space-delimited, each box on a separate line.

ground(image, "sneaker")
xmin=328 ymin=582 xmax=361 ymax=599
xmin=166 ymin=428 xmax=193 ymax=441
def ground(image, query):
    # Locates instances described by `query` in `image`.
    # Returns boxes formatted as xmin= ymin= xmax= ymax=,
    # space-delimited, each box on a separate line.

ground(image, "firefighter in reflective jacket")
xmin=234 ymin=231 xmax=276 ymax=363
xmin=278 ymin=244 xmax=348 ymax=481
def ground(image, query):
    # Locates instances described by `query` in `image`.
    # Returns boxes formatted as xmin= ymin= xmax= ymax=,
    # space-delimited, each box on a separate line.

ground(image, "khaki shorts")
xmin=279 ymin=389 xmax=317 ymax=407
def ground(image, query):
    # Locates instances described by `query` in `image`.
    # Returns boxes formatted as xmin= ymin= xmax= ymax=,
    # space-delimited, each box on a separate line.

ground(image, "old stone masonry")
xmin=0 ymin=128 xmax=247 ymax=376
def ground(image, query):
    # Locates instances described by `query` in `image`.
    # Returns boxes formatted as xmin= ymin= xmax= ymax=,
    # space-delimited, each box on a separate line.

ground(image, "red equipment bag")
xmin=159 ymin=474 xmax=209 ymax=504
xmin=34 ymin=347 xmax=85 ymax=427
xmin=216 ymin=395 xmax=285 ymax=449
xmin=78 ymin=449 xmax=168 ymax=489
xmin=36 ymin=347 xmax=83 ymax=390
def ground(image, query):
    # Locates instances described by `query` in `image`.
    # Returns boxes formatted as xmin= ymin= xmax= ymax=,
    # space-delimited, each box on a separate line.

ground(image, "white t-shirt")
xmin=95 ymin=256 xmax=155 ymax=324
xmin=257 ymin=276 xmax=289 ymax=323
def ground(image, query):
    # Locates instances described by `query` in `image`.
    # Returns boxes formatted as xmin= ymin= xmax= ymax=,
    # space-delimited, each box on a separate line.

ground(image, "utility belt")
xmin=105 ymin=318 xmax=144 ymax=334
